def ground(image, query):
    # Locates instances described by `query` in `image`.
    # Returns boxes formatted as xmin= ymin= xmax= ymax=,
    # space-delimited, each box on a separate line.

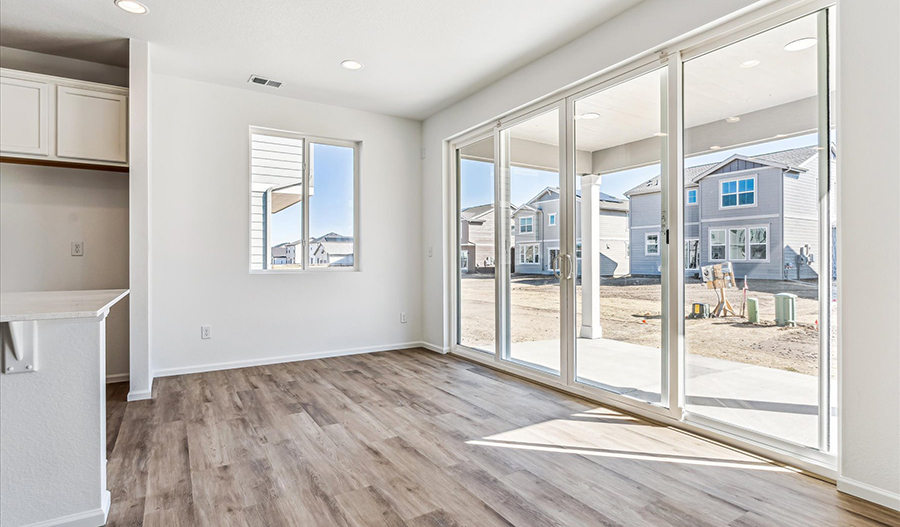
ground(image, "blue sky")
xmin=460 ymin=133 xmax=818 ymax=210
xmin=270 ymin=143 xmax=354 ymax=245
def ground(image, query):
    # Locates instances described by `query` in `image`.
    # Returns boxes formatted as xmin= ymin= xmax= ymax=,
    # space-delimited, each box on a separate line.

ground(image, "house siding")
xmin=629 ymin=192 xmax=662 ymax=276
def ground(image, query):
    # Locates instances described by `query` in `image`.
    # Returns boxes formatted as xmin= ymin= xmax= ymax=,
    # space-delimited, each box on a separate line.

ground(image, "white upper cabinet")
xmin=57 ymin=86 xmax=128 ymax=163
xmin=0 ymin=76 xmax=49 ymax=156
xmin=0 ymin=69 xmax=128 ymax=168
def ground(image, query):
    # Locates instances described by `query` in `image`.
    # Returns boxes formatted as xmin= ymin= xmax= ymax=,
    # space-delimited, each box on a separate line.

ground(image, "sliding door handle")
xmin=565 ymin=254 xmax=574 ymax=280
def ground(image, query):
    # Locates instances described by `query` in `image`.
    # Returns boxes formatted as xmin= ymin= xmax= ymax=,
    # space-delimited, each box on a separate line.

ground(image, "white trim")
xmin=126 ymin=389 xmax=152 ymax=401
xmin=419 ymin=341 xmax=450 ymax=354
xmin=106 ymin=372 xmax=129 ymax=384
xmin=632 ymin=224 xmax=662 ymax=230
xmin=519 ymin=215 xmax=534 ymax=233
xmin=719 ymin=174 xmax=758 ymax=210
xmin=21 ymin=490 xmax=110 ymax=527
xmin=644 ymin=232 xmax=660 ymax=256
xmin=837 ymin=477 xmax=900 ymax=512
xmin=547 ymin=213 xmax=557 ymax=226
xmin=702 ymin=213 xmax=780 ymax=223
xmin=153 ymin=342 xmax=425 ymax=378
xmin=686 ymin=188 xmax=698 ymax=205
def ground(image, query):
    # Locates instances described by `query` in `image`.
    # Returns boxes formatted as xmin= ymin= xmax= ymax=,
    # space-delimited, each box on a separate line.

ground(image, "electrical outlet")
xmin=201 ymin=326 xmax=211 ymax=339
xmin=400 ymin=312 xmax=407 ymax=324
xmin=71 ymin=242 xmax=84 ymax=256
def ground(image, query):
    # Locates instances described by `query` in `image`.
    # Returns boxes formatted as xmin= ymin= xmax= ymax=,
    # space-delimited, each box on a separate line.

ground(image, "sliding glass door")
xmin=452 ymin=1 xmax=838 ymax=467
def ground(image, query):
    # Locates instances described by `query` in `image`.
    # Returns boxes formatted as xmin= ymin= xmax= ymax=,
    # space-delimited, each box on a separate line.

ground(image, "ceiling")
xmin=0 ymin=0 xmax=644 ymax=120
xmin=510 ymin=12 xmax=826 ymax=153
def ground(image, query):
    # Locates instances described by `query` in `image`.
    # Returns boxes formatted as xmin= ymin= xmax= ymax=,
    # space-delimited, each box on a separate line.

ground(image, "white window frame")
xmin=687 ymin=188 xmax=698 ymax=205
xmin=645 ymin=232 xmax=660 ymax=256
xmin=548 ymin=213 xmax=557 ymax=226
xmin=748 ymin=225 xmax=770 ymax=262
xmin=249 ymin=126 xmax=361 ymax=273
xmin=519 ymin=243 xmax=540 ymax=264
xmin=520 ymin=216 xmax=534 ymax=233
xmin=719 ymin=175 xmax=758 ymax=209
xmin=709 ymin=228 xmax=727 ymax=261
xmin=728 ymin=228 xmax=748 ymax=261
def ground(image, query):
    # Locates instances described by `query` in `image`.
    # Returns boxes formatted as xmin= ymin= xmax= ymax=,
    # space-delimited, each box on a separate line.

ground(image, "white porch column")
xmin=580 ymin=175 xmax=602 ymax=339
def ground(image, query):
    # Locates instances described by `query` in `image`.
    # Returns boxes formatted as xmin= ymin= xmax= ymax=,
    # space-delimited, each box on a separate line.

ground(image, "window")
xmin=687 ymin=189 xmax=697 ymax=205
xmin=519 ymin=244 xmax=540 ymax=264
xmin=729 ymin=228 xmax=747 ymax=260
xmin=520 ymin=216 xmax=534 ymax=233
xmin=709 ymin=229 xmax=726 ymax=261
xmin=576 ymin=242 xmax=582 ymax=259
xmin=721 ymin=177 xmax=756 ymax=208
xmin=460 ymin=251 xmax=468 ymax=270
xmin=749 ymin=227 xmax=768 ymax=260
xmin=645 ymin=233 xmax=659 ymax=255
xmin=548 ymin=213 xmax=556 ymax=226
xmin=685 ymin=239 xmax=699 ymax=269
xmin=250 ymin=127 xmax=359 ymax=271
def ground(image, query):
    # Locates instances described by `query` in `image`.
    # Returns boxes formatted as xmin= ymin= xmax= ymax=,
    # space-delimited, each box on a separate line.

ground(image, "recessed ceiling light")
xmin=114 ymin=0 xmax=148 ymax=14
xmin=784 ymin=38 xmax=817 ymax=51
xmin=579 ymin=112 xmax=600 ymax=120
xmin=725 ymin=116 xmax=741 ymax=124
xmin=740 ymin=59 xmax=760 ymax=68
xmin=710 ymin=145 xmax=722 ymax=150
xmin=341 ymin=60 xmax=363 ymax=70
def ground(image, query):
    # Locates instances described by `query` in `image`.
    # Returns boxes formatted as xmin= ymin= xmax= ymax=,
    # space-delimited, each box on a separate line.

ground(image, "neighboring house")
xmin=459 ymin=203 xmax=518 ymax=273
xmin=270 ymin=241 xmax=299 ymax=265
xmin=511 ymin=187 xmax=630 ymax=276
xmin=626 ymin=146 xmax=834 ymax=280
xmin=310 ymin=232 xmax=354 ymax=267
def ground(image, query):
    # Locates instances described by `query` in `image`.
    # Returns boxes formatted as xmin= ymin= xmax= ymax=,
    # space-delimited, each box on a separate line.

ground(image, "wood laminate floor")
xmin=106 ymin=348 xmax=900 ymax=527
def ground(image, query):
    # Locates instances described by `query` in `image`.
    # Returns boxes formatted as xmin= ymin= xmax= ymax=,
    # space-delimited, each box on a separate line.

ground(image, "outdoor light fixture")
xmin=740 ymin=59 xmax=760 ymax=68
xmin=341 ymin=60 xmax=363 ymax=70
xmin=579 ymin=112 xmax=600 ymax=120
xmin=784 ymin=38 xmax=817 ymax=51
xmin=725 ymin=116 xmax=741 ymax=124
xmin=114 ymin=0 xmax=148 ymax=14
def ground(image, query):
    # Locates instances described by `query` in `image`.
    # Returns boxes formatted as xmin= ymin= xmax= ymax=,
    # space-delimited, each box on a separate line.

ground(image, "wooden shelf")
xmin=0 ymin=156 xmax=128 ymax=173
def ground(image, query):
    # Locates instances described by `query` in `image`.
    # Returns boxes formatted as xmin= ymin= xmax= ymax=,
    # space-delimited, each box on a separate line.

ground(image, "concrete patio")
xmin=509 ymin=337 xmax=835 ymax=448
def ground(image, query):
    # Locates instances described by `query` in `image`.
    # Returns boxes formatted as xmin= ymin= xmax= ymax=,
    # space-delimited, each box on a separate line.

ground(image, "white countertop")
xmin=0 ymin=289 xmax=129 ymax=322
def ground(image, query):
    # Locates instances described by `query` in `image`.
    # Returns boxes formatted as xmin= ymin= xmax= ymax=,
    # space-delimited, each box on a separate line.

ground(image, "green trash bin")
xmin=775 ymin=293 xmax=797 ymax=327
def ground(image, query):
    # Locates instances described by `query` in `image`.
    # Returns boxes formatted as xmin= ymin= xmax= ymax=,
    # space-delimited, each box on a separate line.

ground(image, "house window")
xmin=576 ymin=242 xmax=582 ymax=259
xmin=687 ymin=189 xmax=697 ymax=205
xmin=519 ymin=244 xmax=540 ymax=264
xmin=460 ymin=251 xmax=469 ymax=270
xmin=729 ymin=228 xmax=747 ymax=260
xmin=520 ymin=216 xmax=534 ymax=233
xmin=250 ymin=127 xmax=359 ymax=272
xmin=749 ymin=227 xmax=768 ymax=260
xmin=548 ymin=213 xmax=556 ymax=226
xmin=721 ymin=177 xmax=756 ymax=208
xmin=709 ymin=229 xmax=726 ymax=261
xmin=645 ymin=233 xmax=659 ymax=255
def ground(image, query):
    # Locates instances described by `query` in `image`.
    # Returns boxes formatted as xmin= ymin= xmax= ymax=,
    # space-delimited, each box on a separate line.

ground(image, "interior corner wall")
xmin=148 ymin=74 xmax=423 ymax=375
xmin=836 ymin=0 xmax=900 ymax=510
xmin=420 ymin=0 xmax=761 ymax=351
xmin=128 ymin=38 xmax=153 ymax=400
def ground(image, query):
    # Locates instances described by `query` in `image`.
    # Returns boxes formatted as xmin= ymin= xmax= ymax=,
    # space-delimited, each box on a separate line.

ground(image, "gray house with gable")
xmin=626 ymin=146 xmax=831 ymax=280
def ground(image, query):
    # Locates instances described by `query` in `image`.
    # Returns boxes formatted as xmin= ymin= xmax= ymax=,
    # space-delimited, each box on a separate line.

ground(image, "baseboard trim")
xmin=22 ymin=490 xmax=110 ymax=527
xmin=153 ymin=341 xmax=428 ymax=378
xmin=419 ymin=341 xmax=450 ymax=354
xmin=126 ymin=389 xmax=152 ymax=401
xmin=106 ymin=372 xmax=129 ymax=384
xmin=838 ymin=477 xmax=900 ymax=511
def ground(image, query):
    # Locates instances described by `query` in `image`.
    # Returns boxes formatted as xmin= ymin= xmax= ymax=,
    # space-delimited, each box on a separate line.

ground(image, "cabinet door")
xmin=0 ymin=76 xmax=50 ymax=156
xmin=57 ymin=86 xmax=128 ymax=163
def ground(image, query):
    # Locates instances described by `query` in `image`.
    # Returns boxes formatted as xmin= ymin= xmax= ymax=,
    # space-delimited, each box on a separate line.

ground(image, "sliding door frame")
xmin=448 ymin=0 xmax=838 ymax=479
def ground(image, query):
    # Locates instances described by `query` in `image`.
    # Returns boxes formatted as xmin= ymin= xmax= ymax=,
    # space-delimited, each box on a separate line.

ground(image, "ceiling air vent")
xmin=248 ymin=75 xmax=283 ymax=88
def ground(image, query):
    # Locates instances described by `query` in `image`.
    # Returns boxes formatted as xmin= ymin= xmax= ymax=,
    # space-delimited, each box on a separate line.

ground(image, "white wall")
xmin=421 ymin=0 xmax=900 ymax=510
xmin=837 ymin=0 xmax=900 ymax=510
xmin=149 ymin=74 xmax=423 ymax=375
xmin=0 ymin=165 xmax=130 ymax=379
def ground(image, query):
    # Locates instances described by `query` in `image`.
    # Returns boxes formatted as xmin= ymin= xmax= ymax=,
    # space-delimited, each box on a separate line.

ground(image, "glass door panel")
xmin=457 ymin=136 xmax=497 ymax=354
xmin=572 ymin=69 xmax=665 ymax=404
xmin=503 ymin=108 xmax=562 ymax=374
xmin=682 ymin=9 xmax=835 ymax=450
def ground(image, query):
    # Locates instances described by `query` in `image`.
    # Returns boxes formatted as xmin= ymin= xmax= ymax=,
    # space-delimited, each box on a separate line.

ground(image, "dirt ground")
xmin=460 ymin=274 xmax=836 ymax=376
